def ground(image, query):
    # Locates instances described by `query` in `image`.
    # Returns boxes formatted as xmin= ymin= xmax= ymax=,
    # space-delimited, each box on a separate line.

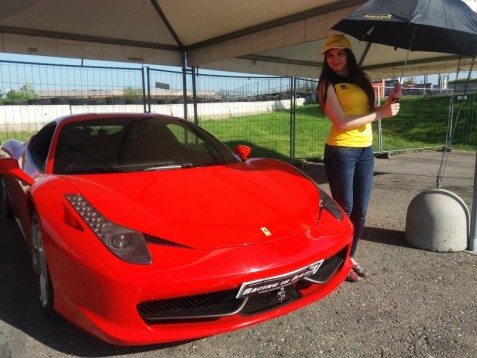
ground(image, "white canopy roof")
xmin=0 ymin=0 xmax=474 ymax=79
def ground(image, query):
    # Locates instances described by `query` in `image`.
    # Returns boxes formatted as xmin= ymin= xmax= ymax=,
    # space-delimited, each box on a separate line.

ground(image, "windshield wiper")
xmin=144 ymin=163 xmax=193 ymax=171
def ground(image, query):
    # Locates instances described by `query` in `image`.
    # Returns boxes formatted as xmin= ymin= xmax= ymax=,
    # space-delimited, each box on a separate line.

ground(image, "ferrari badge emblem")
xmin=260 ymin=227 xmax=272 ymax=236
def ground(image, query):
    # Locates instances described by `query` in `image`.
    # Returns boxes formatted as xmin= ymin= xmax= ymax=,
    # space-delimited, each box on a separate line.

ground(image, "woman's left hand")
xmin=377 ymin=102 xmax=400 ymax=119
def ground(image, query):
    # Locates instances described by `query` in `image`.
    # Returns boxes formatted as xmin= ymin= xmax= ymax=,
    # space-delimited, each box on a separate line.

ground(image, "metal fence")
xmin=0 ymin=59 xmax=475 ymax=161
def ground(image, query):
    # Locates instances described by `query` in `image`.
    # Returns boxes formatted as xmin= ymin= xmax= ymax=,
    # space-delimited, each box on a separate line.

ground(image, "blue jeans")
xmin=324 ymin=144 xmax=374 ymax=258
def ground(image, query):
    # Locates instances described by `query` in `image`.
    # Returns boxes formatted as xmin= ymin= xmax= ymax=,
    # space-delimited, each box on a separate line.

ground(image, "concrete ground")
xmin=0 ymin=150 xmax=476 ymax=358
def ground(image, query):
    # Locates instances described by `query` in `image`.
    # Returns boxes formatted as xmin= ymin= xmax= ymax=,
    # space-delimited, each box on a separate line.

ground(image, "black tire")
xmin=30 ymin=212 xmax=55 ymax=315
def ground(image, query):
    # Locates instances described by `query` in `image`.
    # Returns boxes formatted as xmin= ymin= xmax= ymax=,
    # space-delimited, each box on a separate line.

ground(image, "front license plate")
xmin=236 ymin=259 xmax=324 ymax=298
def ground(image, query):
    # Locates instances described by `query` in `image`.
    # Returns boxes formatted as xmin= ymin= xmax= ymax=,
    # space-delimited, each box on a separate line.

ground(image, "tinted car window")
xmin=53 ymin=117 xmax=240 ymax=174
xmin=29 ymin=122 xmax=57 ymax=171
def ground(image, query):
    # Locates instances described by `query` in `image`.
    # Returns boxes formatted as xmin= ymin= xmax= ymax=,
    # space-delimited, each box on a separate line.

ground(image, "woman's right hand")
xmin=388 ymin=83 xmax=403 ymax=103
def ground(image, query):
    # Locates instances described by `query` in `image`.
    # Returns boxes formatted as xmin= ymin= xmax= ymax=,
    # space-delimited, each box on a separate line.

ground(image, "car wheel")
xmin=31 ymin=212 xmax=54 ymax=315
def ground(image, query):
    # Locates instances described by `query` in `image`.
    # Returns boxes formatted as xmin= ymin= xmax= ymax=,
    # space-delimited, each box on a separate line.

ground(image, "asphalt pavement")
xmin=0 ymin=150 xmax=476 ymax=358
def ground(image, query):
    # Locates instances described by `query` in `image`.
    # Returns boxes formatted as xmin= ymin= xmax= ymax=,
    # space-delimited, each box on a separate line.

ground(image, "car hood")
xmin=62 ymin=159 xmax=319 ymax=250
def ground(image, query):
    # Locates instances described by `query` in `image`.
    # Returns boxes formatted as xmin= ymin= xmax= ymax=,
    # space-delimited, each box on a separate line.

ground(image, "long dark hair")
xmin=318 ymin=48 xmax=375 ymax=112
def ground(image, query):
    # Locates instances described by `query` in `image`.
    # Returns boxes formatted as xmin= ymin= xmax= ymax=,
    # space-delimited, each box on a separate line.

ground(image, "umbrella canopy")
xmin=332 ymin=0 xmax=477 ymax=56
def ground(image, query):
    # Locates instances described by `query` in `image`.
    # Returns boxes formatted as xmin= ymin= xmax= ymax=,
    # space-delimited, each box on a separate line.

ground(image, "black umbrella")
xmin=332 ymin=0 xmax=477 ymax=56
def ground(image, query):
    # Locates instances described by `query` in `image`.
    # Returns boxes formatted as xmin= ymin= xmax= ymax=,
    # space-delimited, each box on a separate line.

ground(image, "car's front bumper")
xmin=46 ymin=223 xmax=352 ymax=346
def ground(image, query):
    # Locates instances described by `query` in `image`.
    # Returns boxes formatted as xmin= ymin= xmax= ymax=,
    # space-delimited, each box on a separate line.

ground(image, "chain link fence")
xmin=1 ymin=59 xmax=476 ymax=161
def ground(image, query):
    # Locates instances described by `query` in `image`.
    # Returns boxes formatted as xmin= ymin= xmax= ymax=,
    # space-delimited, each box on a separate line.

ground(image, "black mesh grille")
xmin=137 ymin=289 xmax=243 ymax=323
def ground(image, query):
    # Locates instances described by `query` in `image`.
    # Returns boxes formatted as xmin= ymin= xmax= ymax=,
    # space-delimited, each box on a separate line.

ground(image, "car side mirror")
xmin=0 ymin=158 xmax=34 ymax=186
xmin=234 ymin=145 xmax=251 ymax=161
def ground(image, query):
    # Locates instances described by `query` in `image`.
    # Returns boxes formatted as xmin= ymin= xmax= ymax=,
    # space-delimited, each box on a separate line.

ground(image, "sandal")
xmin=353 ymin=264 xmax=368 ymax=278
xmin=345 ymin=269 xmax=359 ymax=282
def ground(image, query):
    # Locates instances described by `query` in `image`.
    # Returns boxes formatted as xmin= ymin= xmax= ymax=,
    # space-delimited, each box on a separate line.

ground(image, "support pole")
xmin=469 ymin=152 xmax=477 ymax=252
xmin=191 ymin=66 xmax=198 ymax=125
xmin=181 ymin=51 xmax=188 ymax=120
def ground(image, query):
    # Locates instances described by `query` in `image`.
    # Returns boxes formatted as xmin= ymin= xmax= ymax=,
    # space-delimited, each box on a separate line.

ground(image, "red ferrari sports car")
xmin=0 ymin=112 xmax=353 ymax=346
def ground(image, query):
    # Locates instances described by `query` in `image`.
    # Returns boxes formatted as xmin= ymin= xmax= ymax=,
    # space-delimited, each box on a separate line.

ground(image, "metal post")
xmin=377 ymin=86 xmax=383 ymax=154
xmin=145 ymin=67 xmax=151 ymax=113
xmin=289 ymin=77 xmax=296 ymax=160
xmin=181 ymin=52 xmax=188 ymax=120
xmin=469 ymin=152 xmax=477 ymax=252
xmin=191 ymin=66 xmax=198 ymax=125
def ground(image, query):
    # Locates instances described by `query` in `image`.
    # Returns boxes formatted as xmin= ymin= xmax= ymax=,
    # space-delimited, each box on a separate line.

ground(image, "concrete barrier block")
xmin=405 ymin=189 xmax=469 ymax=252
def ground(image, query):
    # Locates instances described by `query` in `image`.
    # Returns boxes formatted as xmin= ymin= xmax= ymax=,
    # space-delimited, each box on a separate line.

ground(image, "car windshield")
xmin=53 ymin=116 xmax=240 ymax=174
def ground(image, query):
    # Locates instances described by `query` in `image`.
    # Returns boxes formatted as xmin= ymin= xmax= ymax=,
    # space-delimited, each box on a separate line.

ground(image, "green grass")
xmin=0 ymin=130 xmax=35 ymax=143
xmin=2 ymin=94 xmax=476 ymax=159
xmin=199 ymin=105 xmax=331 ymax=159
xmin=201 ymin=95 xmax=477 ymax=159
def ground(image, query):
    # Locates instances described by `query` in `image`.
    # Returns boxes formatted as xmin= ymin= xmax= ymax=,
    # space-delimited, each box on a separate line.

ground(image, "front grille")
xmin=305 ymin=247 xmax=347 ymax=283
xmin=137 ymin=289 xmax=245 ymax=323
xmin=137 ymin=248 xmax=347 ymax=324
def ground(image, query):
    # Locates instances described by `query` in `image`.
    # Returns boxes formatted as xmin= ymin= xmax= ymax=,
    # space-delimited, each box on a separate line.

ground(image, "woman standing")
xmin=318 ymin=35 xmax=401 ymax=282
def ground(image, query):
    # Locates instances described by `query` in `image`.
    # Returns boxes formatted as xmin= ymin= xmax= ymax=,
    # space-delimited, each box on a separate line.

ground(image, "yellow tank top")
xmin=326 ymin=78 xmax=373 ymax=147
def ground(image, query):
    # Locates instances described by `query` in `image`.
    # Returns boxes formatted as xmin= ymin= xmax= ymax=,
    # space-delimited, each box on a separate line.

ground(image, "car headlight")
xmin=65 ymin=194 xmax=152 ymax=264
xmin=318 ymin=188 xmax=343 ymax=221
